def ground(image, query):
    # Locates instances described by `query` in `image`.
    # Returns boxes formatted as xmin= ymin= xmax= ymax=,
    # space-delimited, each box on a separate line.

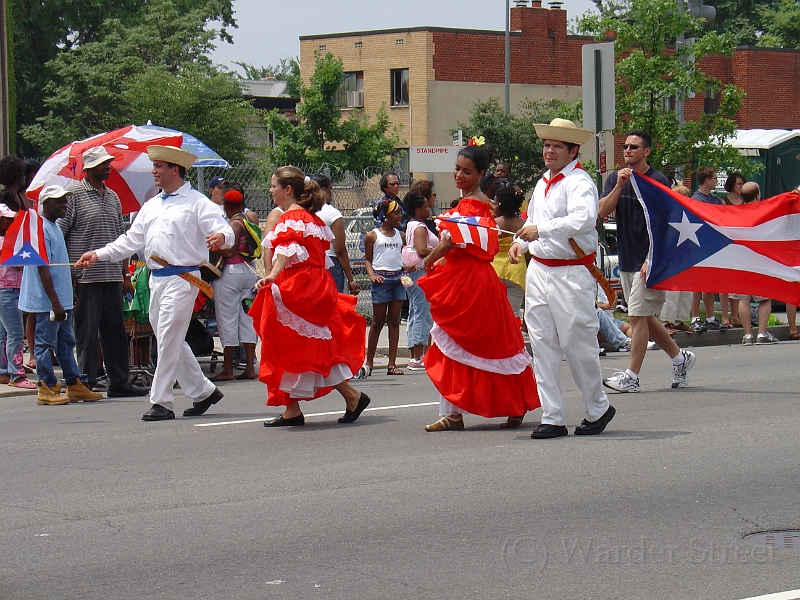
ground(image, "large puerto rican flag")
xmin=0 ymin=209 xmax=49 ymax=266
xmin=435 ymin=214 xmax=500 ymax=255
xmin=632 ymin=172 xmax=800 ymax=306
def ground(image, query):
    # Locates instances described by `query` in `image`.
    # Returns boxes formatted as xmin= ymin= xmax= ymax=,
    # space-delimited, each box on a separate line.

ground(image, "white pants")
xmin=149 ymin=274 xmax=215 ymax=411
xmin=524 ymin=261 xmax=609 ymax=426
xmin=661 ymin=291 xmax=692 ymax=323
xmin=211 ymin=263 xmax=258 ymax=347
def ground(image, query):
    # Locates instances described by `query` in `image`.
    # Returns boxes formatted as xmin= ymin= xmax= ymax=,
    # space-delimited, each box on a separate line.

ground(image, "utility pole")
xmin=505 ymin=0 xmax=510 ymax=115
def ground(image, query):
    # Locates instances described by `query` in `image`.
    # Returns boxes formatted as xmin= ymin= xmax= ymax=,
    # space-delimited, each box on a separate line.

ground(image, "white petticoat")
xmin=279 ymin=363 xmax=353 ymax=398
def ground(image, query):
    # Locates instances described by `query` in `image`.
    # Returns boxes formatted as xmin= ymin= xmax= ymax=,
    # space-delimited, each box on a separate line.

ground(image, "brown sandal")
xmin=425 ymin=414 xmax=464 ymax=431
xmin=387 ymin=366 xmax=404 ymax=375
xmin=790 ymin=331 xmax=800 ymax=340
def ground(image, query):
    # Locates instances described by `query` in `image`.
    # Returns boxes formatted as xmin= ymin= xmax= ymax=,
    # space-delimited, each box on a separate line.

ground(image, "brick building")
xmin=299 ymin=1 xmax=800 ymax=197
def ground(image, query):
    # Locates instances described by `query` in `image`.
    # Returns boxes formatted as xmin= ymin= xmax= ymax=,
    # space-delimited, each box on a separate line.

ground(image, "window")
xmin=337 ymin=71 xmax=364 ymax=108
xmin=391 ymin=69 xmax=409 ymax=106
xmin=354 ymin=41 xmax=362 ymax=49
xmin=396 ymin=39 xmax=404 ymax=46
xmin=318 ymin=44 xmax=327 ymax=51
xmin=661 ymin=95 xmax=676 ymax=114
xmin=704 ymin=88 xmax=720 ymax=115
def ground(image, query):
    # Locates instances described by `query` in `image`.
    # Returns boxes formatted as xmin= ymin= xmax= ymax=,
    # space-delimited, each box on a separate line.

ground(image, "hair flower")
xmin=468 ymin=135 xmax=486 ymax=147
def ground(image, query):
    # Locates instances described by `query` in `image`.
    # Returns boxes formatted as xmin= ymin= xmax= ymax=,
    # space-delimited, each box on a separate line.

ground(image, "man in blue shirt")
xmin=19 ymin=185 xmax=102 ymax=405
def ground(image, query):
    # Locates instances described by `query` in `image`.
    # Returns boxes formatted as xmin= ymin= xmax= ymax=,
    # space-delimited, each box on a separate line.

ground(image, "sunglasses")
xmin=387 ymin=181 xmax=400 ymax=186
xmin=622 ymin=144 xmax=641 ymax=150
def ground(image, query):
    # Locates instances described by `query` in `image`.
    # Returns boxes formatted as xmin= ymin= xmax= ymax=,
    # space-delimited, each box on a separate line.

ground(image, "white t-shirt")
xmin=317 ymin=203 xmax=343 ymax=258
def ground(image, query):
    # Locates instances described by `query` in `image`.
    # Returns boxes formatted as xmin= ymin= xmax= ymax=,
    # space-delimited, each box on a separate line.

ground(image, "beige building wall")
xmin=299 ymin=30 xmax=435 ymax=149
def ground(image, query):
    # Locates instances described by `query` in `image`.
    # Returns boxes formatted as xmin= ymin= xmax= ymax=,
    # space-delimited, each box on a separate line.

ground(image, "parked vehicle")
xmin=597 ymin=221 xmax=622 ymax=302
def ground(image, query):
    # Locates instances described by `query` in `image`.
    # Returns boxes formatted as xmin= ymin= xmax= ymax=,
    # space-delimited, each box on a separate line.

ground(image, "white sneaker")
xmin=617 ymin=338 xmax=632 ymax=352
xmin=407 ymin=358 xmax=426 ymax=371
xmin=603 ymin=370 xmax=640 ymax=393
xmin=671 ymin=350 xmax=696 ymax=388
xmin=742 ymin=334 xmax=754 ymax=346
xmin=756 ymin=332 xmax=778 ymax=345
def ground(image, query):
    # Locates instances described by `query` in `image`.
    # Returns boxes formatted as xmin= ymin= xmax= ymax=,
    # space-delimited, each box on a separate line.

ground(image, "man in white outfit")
xmin=76 ymin=146 xmax=235 ymax=421
xmin=509 ymin=118 xmax=615 ymax=439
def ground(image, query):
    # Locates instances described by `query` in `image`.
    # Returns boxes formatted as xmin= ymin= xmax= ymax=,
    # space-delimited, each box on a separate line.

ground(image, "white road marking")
xmin=740 ymin=591 xmax=800 ymax=600
xmin=194 ymin=401 xmax=439 ymax=427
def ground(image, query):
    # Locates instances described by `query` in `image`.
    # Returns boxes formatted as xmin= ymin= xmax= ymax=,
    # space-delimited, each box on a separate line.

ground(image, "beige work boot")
xmin=37 ymin=381 xmax=69 ymax=405
xmin=66 ymin=381 xmax=102 ymax=402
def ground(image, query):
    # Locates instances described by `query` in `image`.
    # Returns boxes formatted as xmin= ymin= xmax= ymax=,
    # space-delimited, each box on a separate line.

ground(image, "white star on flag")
xmin=669 ymin=212 xmax=703 ymax=247
xmin=21 ymin=251 xmax=31 ymax=259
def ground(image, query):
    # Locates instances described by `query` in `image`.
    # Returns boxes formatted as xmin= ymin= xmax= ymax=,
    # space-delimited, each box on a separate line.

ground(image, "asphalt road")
xmin=2 ymin=342 xmax=799 ymax=599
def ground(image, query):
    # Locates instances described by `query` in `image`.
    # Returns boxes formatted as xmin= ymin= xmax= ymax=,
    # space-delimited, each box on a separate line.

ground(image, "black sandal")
xmin=387 ymin=366 xmax=404 ymax=375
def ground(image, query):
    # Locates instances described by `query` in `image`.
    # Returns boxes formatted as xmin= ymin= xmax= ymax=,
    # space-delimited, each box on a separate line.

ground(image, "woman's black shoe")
xmin=338 ymin=392 xmax=371 ymax=424
xmin=264 ymin=414 xmax=305 ymax=427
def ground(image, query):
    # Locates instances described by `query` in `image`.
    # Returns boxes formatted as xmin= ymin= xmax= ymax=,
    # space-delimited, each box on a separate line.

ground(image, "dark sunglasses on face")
xmin=622 ymin=144 xmax=641 ymax=150
xmin=388 ymin=181 xmax=400 ymax=186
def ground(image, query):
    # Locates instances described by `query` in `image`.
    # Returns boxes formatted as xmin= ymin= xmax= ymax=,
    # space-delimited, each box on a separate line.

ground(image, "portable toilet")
xmin=729 ymin=129 xmax=800 ymax=197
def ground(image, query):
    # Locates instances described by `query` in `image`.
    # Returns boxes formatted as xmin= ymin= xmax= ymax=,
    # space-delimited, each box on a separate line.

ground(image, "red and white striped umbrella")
xmin=27 ymin=125 xmax=185 ymax=214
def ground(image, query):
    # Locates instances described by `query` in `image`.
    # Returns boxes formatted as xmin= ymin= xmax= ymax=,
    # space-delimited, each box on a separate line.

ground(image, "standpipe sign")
xmin=409 ymin=146 xmax=460 ymax=173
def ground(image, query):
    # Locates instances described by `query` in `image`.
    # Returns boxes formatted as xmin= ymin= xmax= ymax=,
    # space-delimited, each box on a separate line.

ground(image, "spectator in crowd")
xmin=596 ymin=284 xmax=631 ymax=353
xmin=20 ymin=185 xmax=103 ymax=405
xmin=599 ymin=131 xmax=695 ymax=394
xmin=401 ymin=192 xmax=437 ymax=371
xmin=208 ymin=175 xmax=226 ymax=207
xmin=409 ymin=179 xmax=438 ymax=235
xmin=491 ymin=181 xmax=526 ymax=319
xmin=312 ymin=173 xmax=359 ymax=296
xmin=723 ymin=172 xmax=745 ymax=206
xmin=661 ymin=185 xmax=696 ymax=334
xmin=0 ymin=203 xmax=34 ymax=389
xmin=61 ymin=147 xmax=148 ymax=397
xmin=479 ymin=172 xmax=506 ymax=201
xmin=76 ymin=145 xmax=235 ymax=421
xmin=209 ymin=182 xmax=259 ymax=381
xmin=362 ymin=199 xmax=406 ymax=377
xmin=495 ymin=161 xmax=511 ymax=180
xmin=690 ymin=166 xmax=729 ymax=331
xmin=786 ymin=304 xmax=799 ymax=340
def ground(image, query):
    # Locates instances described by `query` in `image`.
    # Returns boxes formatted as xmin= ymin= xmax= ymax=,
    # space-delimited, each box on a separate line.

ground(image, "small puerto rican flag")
xmin=436 ymin=214 xmax=499 ymax=255
xmin=0 ymin=209 xmax=49 ymax=266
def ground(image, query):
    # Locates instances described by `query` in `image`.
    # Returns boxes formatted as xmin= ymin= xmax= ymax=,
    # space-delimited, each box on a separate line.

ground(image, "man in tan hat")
xmin=76 ymin=145 xmax=235 ymax=421
xmin=599 ymin=131 xmax=695 ymax=394
xmin=61 ymin=147 xmax=148 ymax=397
xmin=509 ymin=118 xmax=615 ymax=439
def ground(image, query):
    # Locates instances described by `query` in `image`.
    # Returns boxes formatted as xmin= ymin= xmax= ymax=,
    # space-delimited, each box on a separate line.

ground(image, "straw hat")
xmin=146 ymin=145 xmax=197 ymax=170
xmin=82 ymin=147 xmax=116 ymax=170
xmin=533 ymin=118 xmax=594 ymax=145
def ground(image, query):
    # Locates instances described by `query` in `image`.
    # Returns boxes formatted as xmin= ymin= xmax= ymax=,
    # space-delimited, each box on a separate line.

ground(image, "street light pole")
xmin=505 ymin=0 xmax=510 ymax=115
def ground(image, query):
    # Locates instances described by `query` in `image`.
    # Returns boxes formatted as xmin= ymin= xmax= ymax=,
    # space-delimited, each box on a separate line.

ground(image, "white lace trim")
xmin=271 ymin=284 xmax=332 ymax=339
xmin=272 ymin=243 xmax=309 ymax=266
xmin=265 ymin=218 xmax=334 ymax=249
xmin=431 ymin=323 xmax=531 ymax=375
xmin=279 ymin=363 xmax=353 ymax=398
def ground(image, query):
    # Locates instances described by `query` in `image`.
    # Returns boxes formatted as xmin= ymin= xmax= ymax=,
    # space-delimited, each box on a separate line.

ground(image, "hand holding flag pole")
xmin=435 ymin=215 xmax=516 ymax=236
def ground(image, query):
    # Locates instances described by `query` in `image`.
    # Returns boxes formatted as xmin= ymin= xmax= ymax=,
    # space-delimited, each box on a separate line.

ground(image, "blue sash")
xmin=151 ymin=265 xmax=200 ymax=278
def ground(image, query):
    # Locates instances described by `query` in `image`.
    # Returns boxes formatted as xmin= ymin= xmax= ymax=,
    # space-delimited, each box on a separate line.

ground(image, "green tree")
xmin=456 ymin=97 xmax=581 ymax=191
xmin=265 ymin=52 xmax=402 ymax=174
xmin=9 ymin=0 xmax=236 ymax=156
xmin=579 ymin=0 xmax=752 ymax=176
xmin=123 ymin=67 xmax=256 ymax=164
xmin=232 ymin=58 xmax=302 ymax=98
xmin=757 ymin=0 xmax=800 ymax=49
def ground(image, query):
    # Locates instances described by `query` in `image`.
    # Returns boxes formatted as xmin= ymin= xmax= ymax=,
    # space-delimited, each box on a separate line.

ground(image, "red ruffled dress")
xmin=418 ymin=198 xmax=540 ymax=417
xmin=249 ymin=209 xmax=366 ymax=406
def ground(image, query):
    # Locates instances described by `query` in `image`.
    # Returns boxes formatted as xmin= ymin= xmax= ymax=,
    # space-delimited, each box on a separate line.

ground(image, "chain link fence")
xmin=186 ymin=162 xmax=416 ymax=318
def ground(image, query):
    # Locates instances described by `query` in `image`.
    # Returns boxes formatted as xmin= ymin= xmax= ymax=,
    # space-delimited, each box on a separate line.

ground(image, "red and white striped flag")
xmin=0 ymin=208 xmax=49 ymax=266
xmin=436 ymin=214 xmax=499 ymax=255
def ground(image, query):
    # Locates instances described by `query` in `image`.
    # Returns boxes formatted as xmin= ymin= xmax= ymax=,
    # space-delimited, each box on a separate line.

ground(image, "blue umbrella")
xmin=139 ymin=123 xmax=230 ymax=168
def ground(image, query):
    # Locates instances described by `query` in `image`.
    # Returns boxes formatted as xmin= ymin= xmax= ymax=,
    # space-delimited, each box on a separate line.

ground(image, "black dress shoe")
xmin=264 ymin=414 xmax=305 ymax=427
xmin=183 ymin=387 xmax=224 ymax=416
xmin=574 ymin=405 xmax=616 ymax=436
xmin=142 ymin=404 xmax=175 ymax=421
xmin=530 ymin=423 xmax=568 ymax=439
xmin=338 ymin=392 xmax=371 ymax=423
xmin=107 ymin=383 xmax=149 ymax=398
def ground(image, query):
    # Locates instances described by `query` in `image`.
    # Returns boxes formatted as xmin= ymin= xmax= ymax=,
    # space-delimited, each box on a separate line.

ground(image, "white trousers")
xmin=211 ymin=263 xmax=258 ymax=347
xmin=148 ymin=274 xmax=216 ymax=411
xmin=524 ymin=261 xmax=609 ymax=426
xmin=661 ymin=291 xmax=692 ymax=323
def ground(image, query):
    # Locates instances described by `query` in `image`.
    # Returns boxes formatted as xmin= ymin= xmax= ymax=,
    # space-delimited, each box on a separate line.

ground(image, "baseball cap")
xmin=208 ymin=176 xmax=226 ymax=189
xmin=0 ymin=203 xmax=16 ymax=218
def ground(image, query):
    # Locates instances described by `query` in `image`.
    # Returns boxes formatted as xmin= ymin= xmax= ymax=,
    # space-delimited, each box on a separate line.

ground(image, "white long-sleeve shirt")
xmin=95 ymin=182 xmax=235 ymax=270
xmin=514 ymin=160 xmax=599 ymax=259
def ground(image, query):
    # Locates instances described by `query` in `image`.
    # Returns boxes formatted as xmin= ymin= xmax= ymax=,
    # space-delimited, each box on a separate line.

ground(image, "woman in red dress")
xmin=419 ymin=146 xmax=540 ymax=431
xmin=250 ymin=166 xmax=369 ymax=427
